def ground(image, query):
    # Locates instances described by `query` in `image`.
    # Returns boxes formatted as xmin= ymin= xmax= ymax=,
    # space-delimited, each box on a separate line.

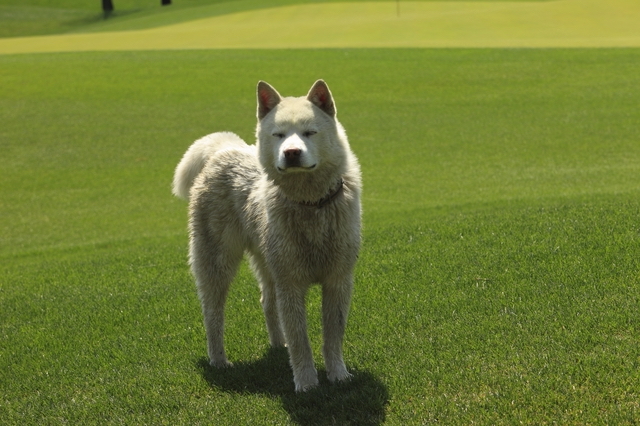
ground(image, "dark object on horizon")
xmin=162 ymin=0 xmax=171 ymax=4
xmin=102 ymin=0 xmax=114 ymax=13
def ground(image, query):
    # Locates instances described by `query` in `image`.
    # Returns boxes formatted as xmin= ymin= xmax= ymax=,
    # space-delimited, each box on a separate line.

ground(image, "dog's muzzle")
xmin=278 ymin=148 xmax=316 ymax=172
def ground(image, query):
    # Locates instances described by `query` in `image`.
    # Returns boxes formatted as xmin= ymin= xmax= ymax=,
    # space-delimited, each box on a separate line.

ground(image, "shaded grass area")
xmin=0 ymin=0 xmax=167 ymax=37
xmin=0 ymin=5 xmax=97 ymax=37
xmin=0 ymin=0 xmax=553 ymax=38
xmin=0 ymin=0 xmax=366 ymax=38
xmin=1 ymin=49 xmax=640 ymax=423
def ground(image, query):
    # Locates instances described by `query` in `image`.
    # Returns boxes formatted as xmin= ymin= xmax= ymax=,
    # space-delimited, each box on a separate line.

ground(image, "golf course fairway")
xmin=1 ymin=0 xmax=639 ymax=54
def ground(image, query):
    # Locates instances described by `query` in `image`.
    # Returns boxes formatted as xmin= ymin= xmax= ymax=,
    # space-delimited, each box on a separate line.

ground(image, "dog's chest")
xmin=266 ymin=208 xmax=352 ymax=280
xmin=289 ymin=210 xmax=340 ymax=254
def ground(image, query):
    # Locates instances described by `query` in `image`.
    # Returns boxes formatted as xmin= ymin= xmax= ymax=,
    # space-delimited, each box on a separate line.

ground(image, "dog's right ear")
xmin=257 ymin=81 xmax=282 ymax=120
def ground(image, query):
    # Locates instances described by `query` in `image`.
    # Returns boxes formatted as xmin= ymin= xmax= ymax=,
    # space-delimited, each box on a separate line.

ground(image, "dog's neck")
xmin=297 ymin=179 xmax=344 ymax=209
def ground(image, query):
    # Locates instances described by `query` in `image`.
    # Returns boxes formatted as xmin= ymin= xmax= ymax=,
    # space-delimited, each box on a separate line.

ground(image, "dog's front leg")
xmin=249 ymin=255 xmax=286 ymax=347
xmin=321 ymin=276 xmax=354 ymax=383
xmin=277 ymin=284 xmax=318 ymax=392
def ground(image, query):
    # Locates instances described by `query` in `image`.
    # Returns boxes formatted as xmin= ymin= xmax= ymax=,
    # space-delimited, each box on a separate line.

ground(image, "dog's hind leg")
xmin=321 ymin=276 xmax=354 ymax=383
xmin=249 ymin=255 xmax=285 ymax=347
xmin=191 ymin=234 xmax=243 ymax=368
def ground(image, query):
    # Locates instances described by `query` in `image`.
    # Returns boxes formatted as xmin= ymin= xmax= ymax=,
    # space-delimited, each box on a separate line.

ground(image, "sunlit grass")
xmin=1 ymin=48 xmax=639 ymax=424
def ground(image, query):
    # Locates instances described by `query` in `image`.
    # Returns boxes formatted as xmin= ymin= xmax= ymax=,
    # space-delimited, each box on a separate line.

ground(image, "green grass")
xmin=4 ymin=0 xmax=640 ymax=54
xmin=0 ymin=0 xmax=396 ymax=38
xmin=2 ymin=48 xmax=640 ymax=424
xmin=0 ymin=0 xmax=558 ymax=38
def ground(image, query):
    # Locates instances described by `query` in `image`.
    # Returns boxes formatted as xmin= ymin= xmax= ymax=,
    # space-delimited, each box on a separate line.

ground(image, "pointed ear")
xmin=257 ymin=81 xmax=282 ymax=120
xmin=306 ymin=79 xmax=336 ymax=117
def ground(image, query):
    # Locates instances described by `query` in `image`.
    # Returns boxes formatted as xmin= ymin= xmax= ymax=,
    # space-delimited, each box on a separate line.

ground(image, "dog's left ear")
xmin=307 ymin=80 xmax=336 ymax=118
xmin=257 ymin=81 xmax=282 ymax=120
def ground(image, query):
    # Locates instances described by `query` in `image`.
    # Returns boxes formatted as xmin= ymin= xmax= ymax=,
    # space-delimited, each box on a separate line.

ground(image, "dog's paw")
xmin=294 ymin=368 xmax=319 ymax=392
xmin=295 ymin=379 xmax=320 ymax=393
xmin=209 ymin=359 xmax=233 ymax=368
xmin=327 ymin=367 xmax=353 ymax=383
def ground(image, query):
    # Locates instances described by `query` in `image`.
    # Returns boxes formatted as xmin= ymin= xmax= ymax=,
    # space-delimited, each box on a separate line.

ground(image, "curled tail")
xmin=172 ymin=132 xmax=247 ymax=200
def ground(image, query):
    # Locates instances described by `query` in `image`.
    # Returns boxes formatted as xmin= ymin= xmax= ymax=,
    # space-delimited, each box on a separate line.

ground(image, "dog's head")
xmin=255 ymin=80 xmax=347 ymax=183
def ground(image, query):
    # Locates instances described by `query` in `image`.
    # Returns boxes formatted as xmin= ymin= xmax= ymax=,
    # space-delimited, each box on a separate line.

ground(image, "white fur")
xmin=173 ymin=80 xmax=361 ymax=392
xmin=172 ymin=132 xmax=248 ymax=200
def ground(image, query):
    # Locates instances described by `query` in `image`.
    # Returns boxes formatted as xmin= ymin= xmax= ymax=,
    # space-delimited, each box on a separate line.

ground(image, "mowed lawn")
xmin=2 ymin=47 xmax=639 ymax=425
xmin=2 ymin=2 xmax=640 ymax=425
xmin=2 ymin=0 xmax=640 ymax=52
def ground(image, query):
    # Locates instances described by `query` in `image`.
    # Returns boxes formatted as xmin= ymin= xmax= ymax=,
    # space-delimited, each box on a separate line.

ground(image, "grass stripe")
xmin=1 ymin=0 xmax=640 ymax=54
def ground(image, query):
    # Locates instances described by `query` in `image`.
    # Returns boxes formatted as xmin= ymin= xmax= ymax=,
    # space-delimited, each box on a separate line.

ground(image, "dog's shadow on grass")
xmin=197 ymin=347 xmax=388 ymax=425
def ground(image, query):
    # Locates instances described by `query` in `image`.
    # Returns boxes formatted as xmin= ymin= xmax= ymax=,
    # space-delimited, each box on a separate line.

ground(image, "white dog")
xmin=173 ymin=80 xmax=361 ymax=392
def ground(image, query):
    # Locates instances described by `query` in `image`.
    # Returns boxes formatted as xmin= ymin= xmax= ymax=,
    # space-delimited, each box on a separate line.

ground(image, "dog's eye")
xmin=272 ymin=132 xmax=285 ymax=138
xmin=303 ymin=131 xmax=317 ymax=138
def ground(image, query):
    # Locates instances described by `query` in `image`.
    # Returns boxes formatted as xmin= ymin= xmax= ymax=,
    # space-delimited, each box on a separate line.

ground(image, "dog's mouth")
xmin=277 ymin=164 xmax=317 ymax=173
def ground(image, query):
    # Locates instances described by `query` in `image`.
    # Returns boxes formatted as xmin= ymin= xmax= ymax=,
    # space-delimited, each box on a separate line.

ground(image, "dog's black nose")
xmin=284 ymin=148 xmax=301 ymax=159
